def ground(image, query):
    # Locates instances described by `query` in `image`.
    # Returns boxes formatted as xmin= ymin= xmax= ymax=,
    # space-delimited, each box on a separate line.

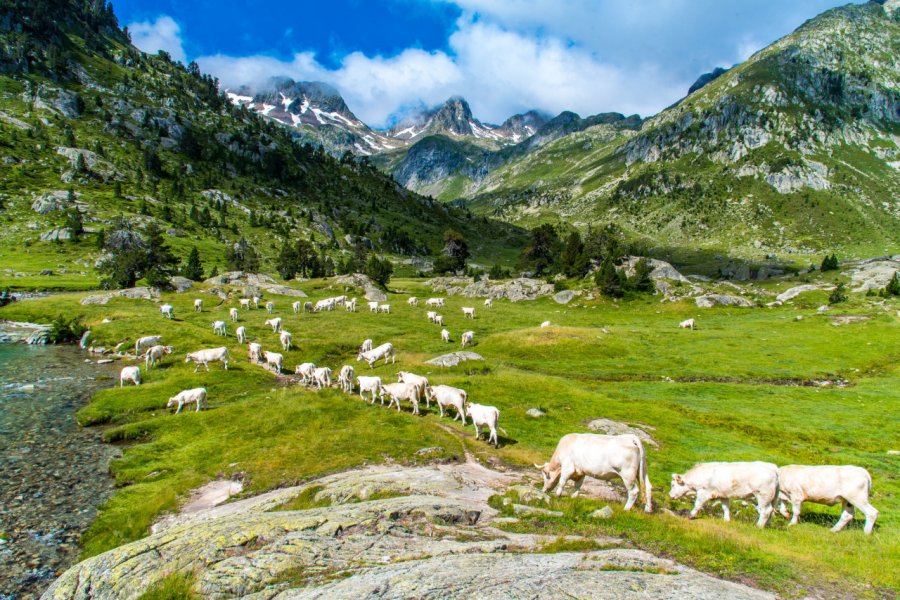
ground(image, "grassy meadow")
xmin=1 ymin=275 xmax=898 ymax=597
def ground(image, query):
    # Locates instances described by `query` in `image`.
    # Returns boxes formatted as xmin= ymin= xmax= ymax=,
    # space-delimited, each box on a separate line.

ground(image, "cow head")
xmin=166 ymin=396 xmax=178 ymax=408
xmin=184 ymin=355 xmax=192 ymax=363
xmin=397 ymin=371 xmax=408 ymax=382
xmin=463 ymin=401 xmax=472 ymax=415
xmin=535 ymin=462 xmax=560 ymax=493
xmin=163 ymin=346 xmax=174 ymax=355
xmin=356 ymin=351 xmax=365 ymax=361
xmin=669 ymin=474 xmax=690 ymax=499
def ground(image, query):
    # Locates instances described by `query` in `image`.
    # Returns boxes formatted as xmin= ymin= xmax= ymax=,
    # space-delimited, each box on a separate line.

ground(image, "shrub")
xmin=884 ymin=272 xmax=900 ymax=297
xmin=829 ymin=282 xmax=848 ymax=304
xmin=820 ymin=253 xmax=839 ymax=272
xmin=48 ymin=314 xmax=86 ymax=344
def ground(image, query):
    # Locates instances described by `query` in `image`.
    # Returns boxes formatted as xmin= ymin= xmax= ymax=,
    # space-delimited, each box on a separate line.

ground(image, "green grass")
xmin=136 ymin=572 xmax=198 ymax=600
xmin=1 ymin=274 xmax=897 ymax=597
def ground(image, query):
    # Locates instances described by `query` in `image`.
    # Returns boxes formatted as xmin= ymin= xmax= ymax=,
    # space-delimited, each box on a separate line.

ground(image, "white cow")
xmin=252 ymin=296 xmax=261 ymax=309
xmin=360 ymin=339 xmax=374 ymax=353
xmin=465 ymin=402 xmax=503 ymax=447
xmin=119 ymin=365 xmax=141 ymax=387
xmin=441 ymin=329 xmax=451 ymax=343
xmin=265 ymin=317 xmax=282 ymax=333
xmin=397 ymin=371 xmax=429 ymax=405
xmin=461 ymin=331 xmax=474 ymax=348
xmin=345 ymin=298 xmax=357 ymax=312
xmin=280 ymin=330 xmax=293 ymax=352
xmin=160 ymin=304 xmax=173 ymax=319
xmin=357 ymin=342 xmax=395 ymax=368
xmin=295 ymin=362 xmax=316 ymax=384
xmin=313 ymin=366 xmax=332 ymax=389
xmin=248 ymin=342 xmax=262 ymax=364
xmin=777 ymin=464 xmax=878 ymax=535
xmin=484 ymin=298 xmax=493 ymax=309
xmin=229 ymin=307 xmax=239 ymax=323
xmin=239 ymin=298 xmax=251 ymax=310
xmin=144 ymin=345 xmax=173 ymax=369
xmin=315 ymin=299 xmax=335 ymax=312
xmin=135 ymin=335 xmax=162 ymax=354
xmin=368 ymin=301 xmax=380 ymax=313
xmin=540 ymin=321 xmax=551 ymax=328
xmin=537 ymin=433 xmax=652 ymax=512
xmin=263 ymin=350 xmax=283 ymax=374
xmin=356 ymin=375 xmax=383 ymax=404
xmin=212 ymin=320 xmax=227 ymax=336
xmin=383 ymin=382 xmax=421 ymax=414
xmin=426 ymin=385 xmax=466 ymax=424
xmin=433 ymin=315 xmax=444 ymax=327
xmin=236 ymin=326 xmax=247 ymax=344
xmin=679 ymin=318 xmax=695 ymax=330
xmin=194 ymin=298 xmax=203 ymax=312
xmin=425 ymin=298 xmax=444 ymax=308
xmin=185 ymin=347 xmax=230 ymax=372
xmin=379 ymin=304 xmax=391 ymax=314
xmin=337 ymin=365 xmax=355 ymax=393
xmin=427 ymin=311 xmax=437 ymax=323
xmin=167 ymin=387 xmax=207 ymax=413
xmin=670 ymin=461 xmax=778 ymax=528
xmin=293 ymin=301 xmax=302 ymax=314
xmin=407 ymin=297 xmax=418 ymax=307
xmin=304 ymin=301 xmax=314 ymax=313
xmin=462 ymin=307 xmax=475 ymax=319
xmin=266 ymin=301 xmax=275 ymax=314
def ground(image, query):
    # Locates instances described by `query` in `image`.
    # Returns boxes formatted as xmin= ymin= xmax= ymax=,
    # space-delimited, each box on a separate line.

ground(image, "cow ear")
xmin=672 ymin=474 xmax=683 ymax=484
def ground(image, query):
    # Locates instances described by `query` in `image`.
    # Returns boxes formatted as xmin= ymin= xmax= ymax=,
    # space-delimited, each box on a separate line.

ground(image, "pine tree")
xmin=829 ymin=282 xmax=848 ymax=304
xmin=560 ymin=231 xmax=588 ymax=278
xmin=628 ymin=258 xmax=655 ymax=293
xmin=182 ymin=246 xmax=204 ymax=281
xmin=595 ymin=256 xmax=625 ymax=298
xmin=143 ymin=223 xmax=179 ymax=288
xmin=821 ymin=253 xmax=839 ymax=272
xmin=883 ymin=272 xmax=900 ymax=297
xmin=208 ymin=265 xmax=219 ymax=279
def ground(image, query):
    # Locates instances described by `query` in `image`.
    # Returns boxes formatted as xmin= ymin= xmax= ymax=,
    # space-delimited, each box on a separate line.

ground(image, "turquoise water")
xmin=0 ymin=344 xmax=118 ymax=600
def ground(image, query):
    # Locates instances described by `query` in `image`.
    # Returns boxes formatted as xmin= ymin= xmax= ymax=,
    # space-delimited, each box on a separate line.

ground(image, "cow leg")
xmin=175 ymin=401 xmax=183 ymax=414
xmin=570 ymin=475 xmax=586 ymax=498
xmin=473 ymin=423 xmax=481 ymax=440
xmin=755 ymin=495 xmax=774 ymax=528
xmin=858 ymin=503 xmax=878 ymax=535
xmin=555 ymin=465 xmax=576 ymax=497
xmin=489 ymin=426 xmax=498 ymax=447
xmin=788 ymin=501 xmax=802 ymax=526
xmin=721 ymin=500 xmax=731 ymax=522
xmin=689 ymin=492 xmax=710 ymax=519
xmin=623 ymin=478 xmax=640 ymax=511
xmin=831 ymin=502 xmax=855 ymax=533
xmin=439 ymin=403 xmax=445 ymax=418
xmin=778 ymin=499 xmax=791 ymax=520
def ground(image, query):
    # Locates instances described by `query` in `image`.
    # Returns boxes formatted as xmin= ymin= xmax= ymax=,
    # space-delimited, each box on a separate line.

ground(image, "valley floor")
xmin=1 ymin=274 xmax=898 ymax=598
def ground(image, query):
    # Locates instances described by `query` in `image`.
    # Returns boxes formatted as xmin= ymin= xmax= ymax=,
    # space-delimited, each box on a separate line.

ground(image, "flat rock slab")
xmin=587 ymin=419 xmax=660 ymax=449
xmin=426 ymin=351 xmax=485 ymax=367
xmin=695 ymin=294 xmax=755 ymax=308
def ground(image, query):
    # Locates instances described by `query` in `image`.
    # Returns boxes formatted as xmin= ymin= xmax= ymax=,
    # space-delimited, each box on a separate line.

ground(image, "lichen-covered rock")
xmin=587 ymin=419 xmax=660 ymax=449
xmin=425 ymin=351 xmax=485 ymax=367
xmin=847 ymin=257 xmax=900 ymax=292
xmin=553 ymin=290 xmax=576 ymax=304
xmin=618 ymin=256 xmax=689 ymax=282
xmin=80 ymin=286 xmax=156 ymax=305
xmin=695 ymin=294 xmax=755 ymax=308
xmin=263 ymin=284 xmax=307 ymax=298
xmin=170 ymin=276 xmax=193 ymax=292
xmin=39 ymin=227 xmax=74 ymax=241
xmin=775 ymin=284 xmax=827 ymax=302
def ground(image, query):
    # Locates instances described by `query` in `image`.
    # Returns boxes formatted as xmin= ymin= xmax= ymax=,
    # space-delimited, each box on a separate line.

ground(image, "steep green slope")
xmin=463 ymin=1 xmax=900 ymax=262
xmin=0 ymin=1 xmax=524 ymax=289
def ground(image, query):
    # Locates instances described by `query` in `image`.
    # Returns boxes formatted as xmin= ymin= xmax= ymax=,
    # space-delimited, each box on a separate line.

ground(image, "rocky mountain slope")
xmin=461 ymin=0 xmax=900 ymax=260
xmin=0 ymin=2 xmax=523 ymax=285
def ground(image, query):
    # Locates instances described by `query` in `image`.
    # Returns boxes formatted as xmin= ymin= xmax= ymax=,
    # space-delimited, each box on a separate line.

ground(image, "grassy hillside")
xmin=2 ymin=271 xmax=897 ymax=597
xmin=0 ymin=1 xmax=524 ymax=291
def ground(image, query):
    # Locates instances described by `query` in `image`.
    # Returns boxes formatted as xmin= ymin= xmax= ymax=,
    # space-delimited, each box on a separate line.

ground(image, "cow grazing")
xmin=338 ymin=365 xmax=355 ymax=393
xmin=462 ymin=307 xmax=475 ymax=319
xmin=239 ymin=298 xmax=251 ymax=310
xmin=679 ymin=318 xmax=695 ymax=330
xmin=135 ymin=335 xmax=162 ymax=354
xmin=484 ymin=298 xmax=493 ymax=309
xmin=537 ymin=433 xmax=652 ymax=512
xmin=248 ymin=342 xmax=262 ymax=364
xmin=229 ymin=307 xmax=239 ymax=323
xmin=356 ymin=375 xmax=383 ymax=404
xmin=379 ymin=304 xmax=391 ymax=314
xmin=383 ymin=382 xmax=421 ymax=414
xmin=280 ymin=330 xmax=293 ymax=352
xmin=263 ymin=350 xmax=283 ymax=374
xmin=144 ymin=345 xmax=173 ymax=369
xmin=425 ymin=298 xmax=444 ymax=308
xmin=357 ymin=342 xmax=395 ymax=368
xmin=266 ymin=301 xmax=275 ymax=314
xmin=427 ymin=311 xmax=438 ymax=323
xmin=167 ymin=388 xmax=207 ymax=414
xmin=185 ymin=347 xmax=230 ymax=372
xmin=315 ymin=299 xmax=335 ymax=312
xmin=461 ymin=331 xmax=474 ymax=348
xmin=292 ymin=301 xmax=302 ymax=314
xmin=540 ymin=321 xmax=551 ymax=328
xmin=426 ymin=385 xmax=466 ymax=424
xmin=236 ymin=326 xmax=247 ymax=344
xmin=345 ymin=298 xmax=357 ymax=312
xmin=465 ymin=402 xmax=503 ymax=447
xmin=360 ymin=339 xmax=374 ymax=353
xmin=368 ymin=301 xmax=380 ymax=313
xmin=304 ymin=301 xmax=314 ymax=313
xmin=194 ymin=298 xmax=203 ymax=312
xmin=433 ymin=315 xmax=444 ymax=327
xmin=265 ymin=317 xmax=282 ymax=333
xmin=408 ymin=297 xmax=418 ymax=307
xmin=670 ymin=461 xmax=778 ymax=528
xmin=777 ymin=464 xmax=878 ymax=535
xmin=252 ymin=296 xmax=261 ymax=309
xmin=212 ymin=320 xmax=227 ymax=336
xmin=160 ymin=304 xmax=173 ymax=319
xmin=295 ymin=362 xmax=316 ymax=384
xmin=313 ymin=366 xmax=332 ymax=389
xmin=397 ymin=371 xmax=428 ymax=405
xmin=119 ymin=366 xmax=141 ymax=387
xmin=441 ymin=329 xmax=451 ymax=343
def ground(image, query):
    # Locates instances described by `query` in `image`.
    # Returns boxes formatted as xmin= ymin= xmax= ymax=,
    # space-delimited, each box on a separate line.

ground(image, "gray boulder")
xmin=590 ymin=506 xmax=615 ymax=520
xmin=587 ymin=419 xmax=659 ymax=449
xmin=170 ymin=276 xmax=193 ymax=292
xmin=263 ymin=284 xmax=307 ymax=298
xmin=526 ymin=408 xmax=546 ymax=418
xmin=39 ymin=227 xmax=74 ymax=241
xmin=695 ymin=294 xmax=755 ymax=308
xmin=425 ymin=351 xmax=485 ymax=367
xmin=553 ymin=290 xmax=576 ymax=304
xmin=775 ymin=284 xmax=825 ymax=302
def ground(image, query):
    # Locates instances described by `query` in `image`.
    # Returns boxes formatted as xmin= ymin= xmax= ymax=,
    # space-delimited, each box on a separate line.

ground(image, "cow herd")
xmin=117 ymin=289 xmax=880 ymax=534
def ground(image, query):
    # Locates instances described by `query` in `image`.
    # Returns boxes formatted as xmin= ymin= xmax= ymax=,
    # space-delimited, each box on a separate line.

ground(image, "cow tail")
xmin=638 ymin=437 xmax=652 ymax=511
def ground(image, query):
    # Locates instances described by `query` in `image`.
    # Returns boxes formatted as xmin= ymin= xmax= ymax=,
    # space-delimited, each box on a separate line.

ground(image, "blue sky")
xmin=117 ymin=0 xmax=861 ymax=127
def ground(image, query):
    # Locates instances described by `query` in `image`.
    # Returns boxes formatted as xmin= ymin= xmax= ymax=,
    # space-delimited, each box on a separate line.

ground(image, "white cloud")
xmin=128 ymin=16 xmax=187 ymax=64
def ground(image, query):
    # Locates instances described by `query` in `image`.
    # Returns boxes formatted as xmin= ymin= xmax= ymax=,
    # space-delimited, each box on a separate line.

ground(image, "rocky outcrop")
xmin=43 ymin=462 xmax=773 ymax=600
xmin=39 ymin=227 xmax=74 ymax=241
xmin=31 ymin=190 xmax=78 ymax=214
xmin=170 ymin=276 xmax=193 ymax=292
xmin=618 ymin=256 xmax=689 ymax=283
xmin=553 ymin=290 xmax=577 ymax=304
xmin=846 ymin=257 xmax=900 ymax=292
xmin=695 ymin=294 xmax=755 ymax=308
xmin=334 ymin=273 xmax=384 ymax=301
xmin=429 ymin=277 xmax=555 ymax=302
xmin=426 ymin=351 xmax=485 ymax=367
xmin=775 ymin=284 xmax=828 ymax=302
xmin=587 ymin=419 xmax=659 ymax=449
xmin=80 ymin=286 xmax=156 ymax=305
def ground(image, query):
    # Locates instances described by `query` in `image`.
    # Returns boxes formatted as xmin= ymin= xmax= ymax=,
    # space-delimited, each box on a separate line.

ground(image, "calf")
xmin=135 ymin=335 xmax=162 ymax=355
xmin=266 ymin=301 xmax=275 ymax=314
xmin=465 ymin=402 xmax=503 ymax=447
xmin=167 ymin=387 xmax=207 ymax=414
xmin=160 ymin=304 xmax=173 ymax=319
xmin=484 ymin=298 xmax=493 ymax=309
xmin=357 ymin=342 xmax=395 ymax=368
xmin=248 ymin=342 xmax=262 ymax=364
xmin=229 ymin=307 xmax=239 ymax=323
xmin=537 ymin=433 xmax=652 ymax=512
xmin=280 ymin=330 xmax=293 ymax=352
xmin=777 ymin=464 xmax=878 ymax=535
xmin=236 ymin=326 xmax=247 ymax=344
xmin=119 ymin=365 xmax=141 ymax=387
xmin=263 ymin=350 xmax=284 ymax=374
xmin=356 ymin=375 xmax=383 ymax=404
xmin=441 ymin=329 xmax=451 ymax=343
xmin=185 ymin=347 xmax=230 ymax=372
xmin=679 ymin=318 xmax=695 ymax=330
xmin=462 ymin=307 xmax=475 ymax=319
xmin=337 ymin=365 xmax=355 ymax=393
xmin=670 ymin=461 xmax=778 ymax=528
xmin=461 ymin=331 xmax=474 ymax=348
xmin=144 ymin=345 xmax=173 ymax=369
xmin=265 ymin=317 xmax=282 ymax=333
xmin=426 ymin=385 xmax=466 ymax=424
xmin=383 ymin=382 xmax=421 ymax=414
xmin=379 ymin=304 xmax=391 ymax=314
xmin=212 ymin=320 xmax=227 ymax=336
xmin=313 ymin=366 xmax=332 ymax=389
xmin=295 ymin=362 xmax=316 ymax=384
xmin=360 ymin=338 xmax=374 ymax=353
xmin=194 ymin=298 xmax=203 ymax=312
xmin=304 ymin=301 xmax=314 ymax=313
